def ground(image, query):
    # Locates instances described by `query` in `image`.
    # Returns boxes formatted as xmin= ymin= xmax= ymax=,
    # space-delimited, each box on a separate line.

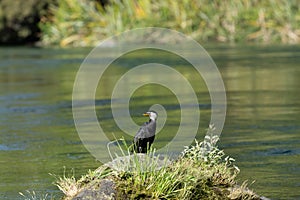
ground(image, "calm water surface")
xmin=0 ymin=45 xmax=299 ymax=199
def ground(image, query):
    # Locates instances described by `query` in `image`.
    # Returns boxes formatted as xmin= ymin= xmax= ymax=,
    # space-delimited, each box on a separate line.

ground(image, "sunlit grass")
xmin=40 ymin=0 xmax=300 ymax=46
xmin=50 ymin=166 xmax=112 ymax=198
xmin=19 ymin=190 xmax=52 ymax=200
xmin=50 ymin=171 xmax=78 ymax=197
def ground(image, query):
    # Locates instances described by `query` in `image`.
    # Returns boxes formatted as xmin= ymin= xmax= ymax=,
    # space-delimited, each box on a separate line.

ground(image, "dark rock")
xmin=73 ymin=179 xmax=116 ymax=200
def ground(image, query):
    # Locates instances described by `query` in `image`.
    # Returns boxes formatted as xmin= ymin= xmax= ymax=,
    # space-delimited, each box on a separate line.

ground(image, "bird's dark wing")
xmin=134 ymin=122 xmax=149 ymax=143
xmin=133 ymin=120 xmax=156 ymax=153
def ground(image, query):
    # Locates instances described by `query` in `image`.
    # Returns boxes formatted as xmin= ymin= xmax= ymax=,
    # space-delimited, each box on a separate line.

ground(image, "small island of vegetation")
xmin=36 ymin=126 xmax=269 ymax=200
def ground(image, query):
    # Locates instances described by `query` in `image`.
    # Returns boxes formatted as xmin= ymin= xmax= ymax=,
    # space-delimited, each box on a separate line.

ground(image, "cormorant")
xmin=133 ymin=111 xmax=158 ymax=153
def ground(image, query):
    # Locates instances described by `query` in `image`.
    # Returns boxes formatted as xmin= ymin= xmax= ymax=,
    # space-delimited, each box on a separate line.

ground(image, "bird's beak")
xmin=143 ymin=113 xmax=149 ymax=116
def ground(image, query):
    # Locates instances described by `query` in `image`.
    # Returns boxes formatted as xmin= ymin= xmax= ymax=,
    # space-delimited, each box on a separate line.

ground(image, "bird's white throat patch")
xmin=150 ymin=116 xmax=156 ymax=121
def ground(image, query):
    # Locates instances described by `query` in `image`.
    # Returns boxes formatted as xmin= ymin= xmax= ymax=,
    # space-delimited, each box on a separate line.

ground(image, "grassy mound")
xmin=53 ymin=126 xmax=262 ymax=200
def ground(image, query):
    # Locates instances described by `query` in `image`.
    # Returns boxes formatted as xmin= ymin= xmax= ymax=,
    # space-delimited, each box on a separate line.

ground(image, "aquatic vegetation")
xmin=40 ymin=0 xmax=300 ymax=46
xmin=52 ymin=125 xmax=262 ymax=199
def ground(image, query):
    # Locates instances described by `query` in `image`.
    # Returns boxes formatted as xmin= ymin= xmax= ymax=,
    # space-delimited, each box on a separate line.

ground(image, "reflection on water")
xmin=215 ymin=45 xmax=300 ymax=199
xmin=0 ymin=45 xmax=299 ymax=199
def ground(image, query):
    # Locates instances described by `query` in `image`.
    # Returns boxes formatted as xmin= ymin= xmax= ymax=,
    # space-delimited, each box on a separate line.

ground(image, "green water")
xmin=0 ymin=45 xmax=299 ymax=199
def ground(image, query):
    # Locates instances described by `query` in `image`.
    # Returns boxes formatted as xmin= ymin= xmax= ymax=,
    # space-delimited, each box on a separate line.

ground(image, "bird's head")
xmin=143 ymin=110 xmax=158 ymax=121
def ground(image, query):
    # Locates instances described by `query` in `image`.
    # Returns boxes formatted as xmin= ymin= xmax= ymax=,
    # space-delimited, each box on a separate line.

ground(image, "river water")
xmin=0 ymin=45 xmax=299 ymax=199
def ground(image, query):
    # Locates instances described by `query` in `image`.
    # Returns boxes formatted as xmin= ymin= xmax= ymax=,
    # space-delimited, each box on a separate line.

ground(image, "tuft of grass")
xmin=19 ymin=190 xmax=51 ymax=200
xmin=228 ymin=181 xmax=260 ymax=200
xmin=49 ymin=168 xmax=79 ymax=197
xmin=50 ymin=166 xmax=113 ymax=199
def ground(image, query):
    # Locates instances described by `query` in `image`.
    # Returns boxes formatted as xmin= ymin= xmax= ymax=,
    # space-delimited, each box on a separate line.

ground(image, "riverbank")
xmin=52 ymin=129 xmax=268 ymax=199
xmin=40 ymin=0 xmax=300 ymax=47
xmin=1 ymin=1 xmax=299 ymax=46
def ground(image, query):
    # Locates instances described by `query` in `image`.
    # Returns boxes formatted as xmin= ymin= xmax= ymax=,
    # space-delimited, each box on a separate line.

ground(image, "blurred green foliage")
xmin=40 ymin=0 xmax=300 ymax=47
xmin=0 ymin=0 xmax=53 ymax=44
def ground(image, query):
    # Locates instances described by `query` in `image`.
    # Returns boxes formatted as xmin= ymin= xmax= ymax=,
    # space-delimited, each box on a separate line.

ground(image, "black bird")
xmin=133 ymin=111 xmax=158 ymax=153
